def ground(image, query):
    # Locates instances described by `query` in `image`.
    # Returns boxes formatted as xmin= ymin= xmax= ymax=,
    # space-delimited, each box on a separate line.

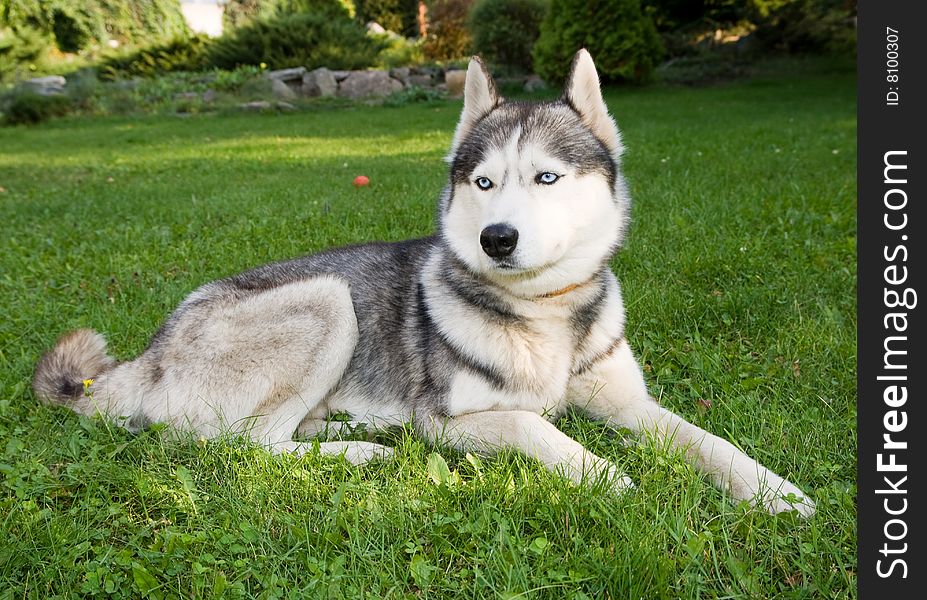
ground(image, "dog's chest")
xmin=500 ymin=318 xmax=573 ymax=390
xmin=444 ymin=317 xmax=576 ymax=417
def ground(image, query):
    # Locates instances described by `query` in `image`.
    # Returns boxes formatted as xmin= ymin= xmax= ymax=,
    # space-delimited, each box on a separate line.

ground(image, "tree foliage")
xmin=468 ymin=0 xmax=548 ymax=73
xmin=355 ymin=0 xmax=420 ymax=36
xmin=0 ymin=1 xmax=189 ymax=50
xmin=0 ymin=24 xmax=49 ymax=80
xmin=98 ymin=34 xmax=211 ymax=80
xmin=643 ymin=0 xmax=856 ymax=55
xmin=207 ymin=10 xmax=384 ymax=70
xmin=533 ymin=0 xmax=663 ymax=84
xmin=421 ymin=0 xmax=473 ymax=61
xmin=222 ymin=0 xmax=354 ymax=29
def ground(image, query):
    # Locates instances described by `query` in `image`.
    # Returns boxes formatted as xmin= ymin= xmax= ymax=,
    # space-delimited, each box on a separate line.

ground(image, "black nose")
xmin=480 ymin=224 xmax=519 ymax=258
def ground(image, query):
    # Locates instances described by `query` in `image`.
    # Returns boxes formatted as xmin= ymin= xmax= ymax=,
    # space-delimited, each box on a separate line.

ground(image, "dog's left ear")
xmin=449 ymin=56 xmax=500 ymax=157
xmin=564 ymin=49 xmax=623 ymax=159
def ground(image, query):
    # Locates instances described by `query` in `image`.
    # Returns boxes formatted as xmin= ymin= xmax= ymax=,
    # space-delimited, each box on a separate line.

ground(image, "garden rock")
xmin=24 ymin=76 xmax=66 ymax=96
xmin=265 ymin=67 xmax=306 ymax=82
xmin=266 ymin=67 xmax=306 ymax=97
xmin=389 ymin=67 xmax=411 ymax=86
xmin=330 ymin=70 xmax=352 ymax=82
xmin=302 ymin=68 xmax=337 ymax=97
xmin=412 ymin=66 xmax=441 ymax=82
xmin=271 ymin=78 xmax=297 ymax=100
xmin=445 ymin=70 xmax=466 ymax=97
xmin=338 ymin=71 xmax=403 ymax=99
xmin=408 ymin=74 xmax=433 ymax=88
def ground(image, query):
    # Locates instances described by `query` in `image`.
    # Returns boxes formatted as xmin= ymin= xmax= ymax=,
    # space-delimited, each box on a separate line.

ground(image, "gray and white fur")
xmin=34 ymin=50 xmax=815 ymax=516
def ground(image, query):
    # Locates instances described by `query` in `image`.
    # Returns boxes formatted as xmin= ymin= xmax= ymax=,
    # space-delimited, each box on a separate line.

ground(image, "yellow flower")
xmin=83 ymin=378 xmax=94 ymax=389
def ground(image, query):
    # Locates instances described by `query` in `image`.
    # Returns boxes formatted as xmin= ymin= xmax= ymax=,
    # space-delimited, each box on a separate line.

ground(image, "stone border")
xmin=266 ymin=66 xmax=453 ymax=100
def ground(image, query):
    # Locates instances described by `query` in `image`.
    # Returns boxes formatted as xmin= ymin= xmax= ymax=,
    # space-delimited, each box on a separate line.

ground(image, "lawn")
xmin=0 ymin=59 xmax=856 ymax=598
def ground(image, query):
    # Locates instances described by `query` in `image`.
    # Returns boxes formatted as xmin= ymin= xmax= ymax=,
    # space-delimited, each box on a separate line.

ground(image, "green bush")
xmin=533 ymin=0 xmax=663 ymax=84
xmin=469 ymin=0 xmax=548 ymax=73
xmin=49 ymin=7 xmax=94 ymax=53
xmin=0 ymin=25 xmax=53 ymax=81
xmin=754 ymin=0 xmax=855 ymax=55
xmin=374 ymin=33 xmax=424 ymax=68
xmin=222 ymin=0 xmax=265 ymax=29
xmin=382 ymin=83 xmax=444 ymax=106
xmin=207 ymin=11 xmax=384 ymax=70
xmin=422 ymin=0 xmax=473 ymax=61
xmin=98 ymin=35 xmax=211 ymax=81
xmin=60 ymin=68 xmax=102 ymax=111
xmin=643 ymin=0 xmax=856 ymax=58
xmin=355 ymin=0 xmax=420 ymax=36
xmin=2 ymin=90 xmax=72 ymax=125
xmin=0 ymin=1 xmax=189 ymax=51
xmin=643 ymin=0 xmax=741 ymax=32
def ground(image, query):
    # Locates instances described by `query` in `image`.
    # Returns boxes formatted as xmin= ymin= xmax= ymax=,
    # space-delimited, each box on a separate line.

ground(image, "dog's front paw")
xmin=562 ymin=456 xmax=634 ymax=495
xmin=734 ymin=471 xmax=815 ymax=517
xmin=757 ymin=478 xmax=816 ymax=517
xmin=588 ymin=459 xmax=635 ymax=496
xmin=611 ymin=474 xmax=635 ymax=495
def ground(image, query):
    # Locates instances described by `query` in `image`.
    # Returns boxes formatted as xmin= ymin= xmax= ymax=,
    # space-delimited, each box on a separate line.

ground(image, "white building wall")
xmin=180 ymin=1 xmax=224 ymax=38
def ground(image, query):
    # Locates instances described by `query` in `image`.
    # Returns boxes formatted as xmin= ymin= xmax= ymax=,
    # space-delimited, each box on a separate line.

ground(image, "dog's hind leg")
xmin=273 ymin=439 xmax=394 ymax=465
xmin=294 ymin=418 xmax=357 ymax=440
xmin=290 ymin=415 xmax=396 ymax=464
xmin=417 ymin=410 xmax=632 ymax=492
xmin=80 ymin=276 xmax=362 ymax=450
xmin=568 ymin=338 xmax=815 ymax=516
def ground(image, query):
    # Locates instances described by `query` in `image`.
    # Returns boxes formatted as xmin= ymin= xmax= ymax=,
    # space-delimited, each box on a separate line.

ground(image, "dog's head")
xmin=439 ymin=49 xmax=630 ymax=297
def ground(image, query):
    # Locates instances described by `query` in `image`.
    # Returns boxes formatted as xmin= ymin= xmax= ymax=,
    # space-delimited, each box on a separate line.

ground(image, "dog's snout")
xmin=480 ymin=224 xmax=519 ymax=258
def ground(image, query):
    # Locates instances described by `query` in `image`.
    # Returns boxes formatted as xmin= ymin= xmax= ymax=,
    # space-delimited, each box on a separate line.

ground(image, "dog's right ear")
xmin=449 ymin=56 xmax=499 ymax=157
xmin=564 ymin=49 xmax=623 ymax=160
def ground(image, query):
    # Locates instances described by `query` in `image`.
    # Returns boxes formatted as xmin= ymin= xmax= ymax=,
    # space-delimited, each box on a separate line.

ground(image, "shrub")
xmin=533 ymin=0 xmax=663 ymax=84
xmin=468 ymin=0 xmax=548 ymax=73
xmin=754 ymin=0 xmax=856 ymax=55
xmin=0 ymin=25 xmax=54 ymax=81
xmin=355 ymin=0 xmax=420 ymax=36
xmin=643 ymin=0 xmax=856 ymax=58
xmin=98 ymin=35 xmax=212 ymax=80
xmin=211 ymin=65 xmax=266 ymax=92
xmin=382 ymin=83 xmax=444 ymax=106
xmin=421 ymin=0 xmax=473 ymax=61
xmin=0 ymin=1 xmax=189 ymax=51
xmin=222 ymin=0 xmax=353 ymax=29
xmin=207 ymin=11 xmax=384 ymax=70
xmin=222 ymin=0 xmax=265 ymax=29
xmin=374 ymin=33 xmax=425 ymax=68
xmin=643 ymin=0 xmax=742 ymax=32
xmin=49 ymin=7 xmax=95 ymax=53
xmin=2 ymin=90 xmax=72 ymax=125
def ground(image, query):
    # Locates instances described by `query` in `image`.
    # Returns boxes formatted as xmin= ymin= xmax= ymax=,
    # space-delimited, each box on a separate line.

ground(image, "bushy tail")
xmin=33 ymin=329 xmax=117 ymax=408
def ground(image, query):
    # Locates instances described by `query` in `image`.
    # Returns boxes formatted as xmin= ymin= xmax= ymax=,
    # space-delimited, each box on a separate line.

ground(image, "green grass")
xmin=0 ymin=60 xmax=856 ymax=599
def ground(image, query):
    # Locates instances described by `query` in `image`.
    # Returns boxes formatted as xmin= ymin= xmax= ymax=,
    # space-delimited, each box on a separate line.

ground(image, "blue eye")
xmin=536 ymin=172 xmax=560 ymax=185
xmin=475 ymin=177 xmax=494 ymax=190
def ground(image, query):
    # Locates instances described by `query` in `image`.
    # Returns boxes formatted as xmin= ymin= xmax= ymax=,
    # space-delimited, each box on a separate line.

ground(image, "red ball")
xmin=353 ymin=175 xmax=370 ymax=187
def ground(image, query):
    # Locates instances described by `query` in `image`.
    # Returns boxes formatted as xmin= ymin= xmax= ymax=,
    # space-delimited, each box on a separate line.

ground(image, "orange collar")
xmin=537 ymin=283 xmax=583 ymax=299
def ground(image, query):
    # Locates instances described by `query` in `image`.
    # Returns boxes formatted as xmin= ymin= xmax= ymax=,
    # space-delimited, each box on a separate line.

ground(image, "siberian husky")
xmin=34 ymin=50 xmax=814 ymax=516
